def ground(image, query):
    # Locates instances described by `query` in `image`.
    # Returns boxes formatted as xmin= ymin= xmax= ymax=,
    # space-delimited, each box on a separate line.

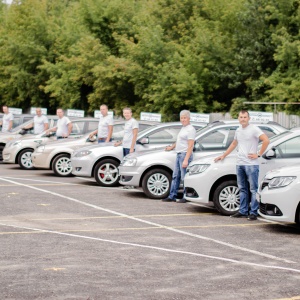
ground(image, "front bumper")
xmin=2 ymin=146 xmax=19 ymax=164
xmin=118 ymin=166 xmax=145 ymax=187
xmin=257 ymin=187 xmax=299 ymax=223
xmin=71 ymin=156 xmax=94 ymax=177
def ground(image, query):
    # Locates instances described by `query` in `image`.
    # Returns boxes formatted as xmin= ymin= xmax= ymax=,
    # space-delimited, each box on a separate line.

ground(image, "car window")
xmin=147 ymin=127 xmax=181 ymax=144
xmin=276 ymin=136 xmax=300 ymax=158
xmin=86 ymin=121 xmax=98 ymax=132
xmin=258 ymin=126 xmax=277 ymax=138
xmin=71 ymin=121 xmax=85 ymax=135
xmin=195 ymin=127 xmax=237 ymax=151
xmin=112 ymin=124 xmax=125 ymax=140
xmin=139 ymin=123 xmax=153 ymax=132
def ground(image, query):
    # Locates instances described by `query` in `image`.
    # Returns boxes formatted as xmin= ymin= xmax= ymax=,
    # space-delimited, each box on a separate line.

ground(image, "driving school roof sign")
xmin=249 ymin=111 xmax=273 ymax=123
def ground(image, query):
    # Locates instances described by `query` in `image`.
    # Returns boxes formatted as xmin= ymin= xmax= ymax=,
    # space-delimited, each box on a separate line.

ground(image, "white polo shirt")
xmin=33 ymin=115 xmax=49 ymax=134
xmin=122 ymin=118 xmax=139 ymax=148
xmin=56 ymin=116 xmax=71 ymax=137
xmin=98 ymin=115 xmax=114 ymax=138
xmin=1 ymin=113 xmax=14 ymax=132
xmin=175 ymin=124 xmax=196 ymax=153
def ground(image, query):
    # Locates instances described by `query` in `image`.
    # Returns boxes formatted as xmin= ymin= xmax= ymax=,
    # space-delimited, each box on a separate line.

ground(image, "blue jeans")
xmin=236 ymin=165 xmax=259 ymax=216
xmin=123 ymin=148 xmax=132 ymax=157
xmin=168 ymin=152 xmax=193 ymax=200
xmin=98 ymin=138 xmax=112 ymax=144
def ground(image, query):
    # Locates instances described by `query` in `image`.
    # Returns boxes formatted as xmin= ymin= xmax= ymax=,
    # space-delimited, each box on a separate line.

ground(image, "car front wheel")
xmin=0 ymin=144 xmax=4 ymax=161
xmin=94 ymin=159 xmax=120 ymax=187
xmin=213 ymin=180 xmax=240 ymax=216
xmin=52 ymin=154 xmax=72 ymax=177
xmin=142 ymin=169 xmax=172 ymax=199
xmin=18 ymin=149 xmax=34 ymax=170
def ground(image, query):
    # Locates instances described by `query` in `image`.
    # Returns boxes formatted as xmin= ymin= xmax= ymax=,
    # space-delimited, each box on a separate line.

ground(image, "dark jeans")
xmin=123 ymin=148 xmax=133 ymax=157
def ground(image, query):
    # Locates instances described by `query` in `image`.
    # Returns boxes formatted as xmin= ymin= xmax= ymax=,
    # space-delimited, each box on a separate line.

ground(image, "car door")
xmin=135 ymin=125 xmax=182 ymax=151
xmin=259 ymin=135 xmax=300 ymax=181
xmin=193 ymin=126 xmax=238 ymax=160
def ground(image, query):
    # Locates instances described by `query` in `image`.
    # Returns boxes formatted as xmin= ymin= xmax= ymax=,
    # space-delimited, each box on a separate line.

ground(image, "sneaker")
xmin=176 ymin=198 xmax=186 ymax=203
xmin=248 ymin=214 xmax=257 ymax=221
xmin=161 ymin=197 xmax=176 ymax=202
xmin=230 ymin=212 xmax=248 ymax=218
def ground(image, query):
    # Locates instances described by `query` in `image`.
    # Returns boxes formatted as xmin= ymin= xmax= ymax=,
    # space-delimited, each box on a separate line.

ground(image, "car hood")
xmin=41 ymin=136 xmax=90 ymax=150
xmin=264 ymin=164 xmax=300 ymax=179
xmin=189 ymin=152 xmax=236 ymax=165
xmin=73 ymin=142 xmax=116 ymax=154
xmin=125 ymin=147 xmax=168 ymax=159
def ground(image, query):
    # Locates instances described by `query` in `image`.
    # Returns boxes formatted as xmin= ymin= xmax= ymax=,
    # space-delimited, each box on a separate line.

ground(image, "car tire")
xmin=94 ymin=159 xmax=120 ymax=187
xmin=0 ymin=144 xmax=4 ymax=161
xmin=213 ymin=180 xmax=240 ymax=216
xmin=295 ymin=205 xmax=300 ymax=225
xmin=142 ymin=169 xmax=172 ymax=199
xmin=18 ymin=149 xmax=34 ymax=170
xmin=52 ymin=154 xmax=73 ymax=177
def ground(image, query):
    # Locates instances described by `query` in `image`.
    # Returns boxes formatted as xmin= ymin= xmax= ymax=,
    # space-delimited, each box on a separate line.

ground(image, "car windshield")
xmin=258 ymin=130 xmax=292 ymax=149
xmin=10 ymin=120 xmax=33 ymax=133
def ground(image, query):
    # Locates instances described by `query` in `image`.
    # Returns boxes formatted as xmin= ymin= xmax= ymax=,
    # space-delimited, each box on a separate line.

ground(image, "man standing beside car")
xmin=162 ymin=110 xmax=196 ymax=203
xmin=22 ymin=107 xmax=49 ymax=134
xmin=89 ymin=104 xmax=113 ymax=143
xmin=0 ymin=105 xmax=14 ymax=133
xmin=47 ymin=108 xmax=72 ymax=139
xmin=114 ymin=107 xmax=139 ymax=156
xmin=214 ymin=110 xmax=270 ymax=220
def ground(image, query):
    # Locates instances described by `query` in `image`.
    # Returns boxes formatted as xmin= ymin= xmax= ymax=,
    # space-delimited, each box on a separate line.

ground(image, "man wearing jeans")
xmin=114 ymin=107 xmax=139 ymax=156
xmin=162 ymin=110 xmax=196 ymax=203
xmin=214 ymin=110 xmax=269 ymax=220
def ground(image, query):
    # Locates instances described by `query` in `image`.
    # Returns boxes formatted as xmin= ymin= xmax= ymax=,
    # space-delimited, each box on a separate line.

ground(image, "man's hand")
xmin=165 ymin=145 xmax=174 ymax=151
xmin=214 ymin=155 xmax=225 ymax=162
xmin=182 ymin=159 xmax=189 ymax=168
xmin=114 ymin=141 xmax=122 ymax=147
xmin=248 ymin=153 xmax=260 ymax=159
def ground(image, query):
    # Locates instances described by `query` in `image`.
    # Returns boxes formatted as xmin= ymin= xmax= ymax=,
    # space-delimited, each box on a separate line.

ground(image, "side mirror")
xmin=264 ymin=149 xmax=276 ymax=159
xmin=193 ymin=142 xmax=200 ymax=151
xmin=87 ymin=135 xmax=96 ymax=142
xmin=138 ymin=137 xmax=149 ymax=145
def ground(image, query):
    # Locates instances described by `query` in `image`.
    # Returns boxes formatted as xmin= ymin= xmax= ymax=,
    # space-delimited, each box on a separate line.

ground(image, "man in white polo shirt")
xmin=114 ymin=107 xmax=139 ymax=156
xmin=0 ymin=105 xmax=14 ymax=133
xmin=23 ymin=107 xmax=49 ymax=134
xmin=47 ymin=108 xmax=72 ymax=139
xmin=162 ymin=110 xmax=196 ymax=203
xmin=89 ymin=104 xmax=113 ymax=143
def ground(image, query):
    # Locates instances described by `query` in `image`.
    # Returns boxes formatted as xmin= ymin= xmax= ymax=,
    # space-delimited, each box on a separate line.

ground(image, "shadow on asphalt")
xmin=262 ymin=223 xmax=300 ymax=235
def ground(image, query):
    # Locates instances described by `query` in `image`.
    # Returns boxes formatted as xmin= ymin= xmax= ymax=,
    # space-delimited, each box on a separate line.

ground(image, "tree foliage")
xmin=0 ymin=0 xmax=300 ymax=118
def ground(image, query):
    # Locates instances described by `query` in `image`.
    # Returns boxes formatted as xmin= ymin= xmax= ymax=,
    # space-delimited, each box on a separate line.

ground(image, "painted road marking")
xmin=44 ymin=268 xmax=66 ymax=271
xmin=0 ymin=176 xmax=296 ymax=265
xmin=1 ymin=222 xmax=300 ymax=274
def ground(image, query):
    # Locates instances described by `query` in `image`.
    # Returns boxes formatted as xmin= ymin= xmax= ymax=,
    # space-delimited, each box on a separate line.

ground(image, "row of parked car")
xmin=1 ymin=117 xmax=299 ymax=225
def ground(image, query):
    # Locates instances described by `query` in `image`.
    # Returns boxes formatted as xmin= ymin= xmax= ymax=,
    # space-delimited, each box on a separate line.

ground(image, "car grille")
xmin=259 ymin=203 xmax=267 ymax=215
xmin=259 ymin=179 xmax=270 ymax=191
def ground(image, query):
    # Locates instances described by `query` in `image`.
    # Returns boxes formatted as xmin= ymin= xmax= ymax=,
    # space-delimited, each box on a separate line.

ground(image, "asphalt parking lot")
xmin=0 ymin=163 xmax=300 ymax=300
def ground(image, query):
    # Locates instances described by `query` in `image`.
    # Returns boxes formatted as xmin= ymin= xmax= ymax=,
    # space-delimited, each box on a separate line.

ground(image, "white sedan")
xmin=184 ymin=129 xmax=300 ymax=215
xmin=257 ymin=165 xmax=300 ymax=224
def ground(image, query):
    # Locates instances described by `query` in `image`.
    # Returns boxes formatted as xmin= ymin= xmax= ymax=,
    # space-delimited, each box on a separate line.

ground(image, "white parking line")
xmin=1 ymin=222 xmax=300 ymax=274
xmin=0 ymin=176 xmax=296 ymax=265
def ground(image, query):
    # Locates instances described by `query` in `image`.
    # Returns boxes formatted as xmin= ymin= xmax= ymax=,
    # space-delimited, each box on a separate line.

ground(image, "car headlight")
xmin=74 ymin=150 xmax=92 ymax=157
xmin=268 ymin=176 xmax=296 ymax=189
xmin=36 ymin=145 xmax=45 ymax=153
xmin=187 ymin=164 xmax=210 ymax=175
xmin=122 ymin=157 xmax=137 ymax=167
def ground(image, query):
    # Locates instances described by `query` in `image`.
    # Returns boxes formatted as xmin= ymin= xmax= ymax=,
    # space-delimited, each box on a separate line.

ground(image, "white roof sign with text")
xmin=249 ymin=111 xmax=273 ymax=123
xmin=190 ymin=113 xmax=210 ymax=123
xmin=140 ymin=112 xmax=161 ymax=122
xmin=66 ymin=109 xmax=85 ymax=118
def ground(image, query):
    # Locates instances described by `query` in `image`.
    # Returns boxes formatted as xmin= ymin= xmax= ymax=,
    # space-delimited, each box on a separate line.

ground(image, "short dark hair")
xmin=239 ymin=110 xmax=249 ymax=117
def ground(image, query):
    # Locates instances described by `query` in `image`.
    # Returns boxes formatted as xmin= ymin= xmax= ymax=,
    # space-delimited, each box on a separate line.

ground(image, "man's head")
xmin=2 ymin=105 xmax=9 ymax=114
xmin=100 ymin=104 xmax=108 ymax=117
xmin=180 ymin=110 xmax=191 ymax=126
xmin=36 ymin=107 xmax=42 ymax=117
xmin=56 ymin=108 xmax=64 ymax=118
xmin=238 ymin=110 xmax=250 ymax=128
xmin=123 ymin=107 xmax=132 ymax=120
